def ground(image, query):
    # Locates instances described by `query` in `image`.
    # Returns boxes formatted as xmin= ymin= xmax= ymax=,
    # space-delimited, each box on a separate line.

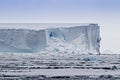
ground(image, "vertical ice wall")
xmin=46 ymin=24 xmax=100 ymax=54
xmin=0 ymin=29 xmax=47 ymax=52
xmin=87 ymin=24 xmax=101 ymax=54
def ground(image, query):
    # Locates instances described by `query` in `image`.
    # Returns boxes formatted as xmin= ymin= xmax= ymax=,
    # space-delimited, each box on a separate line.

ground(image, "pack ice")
xmin=0 ymin=23 xmax=101 ymax=54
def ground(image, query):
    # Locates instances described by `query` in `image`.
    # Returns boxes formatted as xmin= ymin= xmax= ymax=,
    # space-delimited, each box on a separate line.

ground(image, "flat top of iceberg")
xmin=0 ymin=23 xmax=98 ymax=30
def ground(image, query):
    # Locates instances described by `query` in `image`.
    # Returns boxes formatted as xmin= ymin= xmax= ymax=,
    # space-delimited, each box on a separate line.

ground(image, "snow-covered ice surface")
xmin=0 ymin=23 xmax=95 ymax=30
xmin=0 ymin=53 xmax=120 ymax=80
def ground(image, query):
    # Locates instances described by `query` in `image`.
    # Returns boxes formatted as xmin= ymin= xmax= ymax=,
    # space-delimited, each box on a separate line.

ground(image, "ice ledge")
xmin=0 ymin=23 xmax=98 ymax=30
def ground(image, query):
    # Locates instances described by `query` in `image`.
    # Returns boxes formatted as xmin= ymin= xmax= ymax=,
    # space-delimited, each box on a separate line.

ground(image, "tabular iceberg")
xmin=0 ymin=23 xmax=101 ymax=54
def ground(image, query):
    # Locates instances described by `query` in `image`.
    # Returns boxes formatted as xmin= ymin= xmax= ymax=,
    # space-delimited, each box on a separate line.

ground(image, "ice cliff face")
xmin=0 ymin=23 xmax=100 ymax=54
xmin=0 ymin=29 xmax=47 ymax=52
xmin=46 ymin=24 xmax=100 ymax=54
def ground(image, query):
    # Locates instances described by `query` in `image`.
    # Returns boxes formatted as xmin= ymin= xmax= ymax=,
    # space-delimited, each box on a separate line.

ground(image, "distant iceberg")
xmin=0 ymin=23 xmax=101 ymax=54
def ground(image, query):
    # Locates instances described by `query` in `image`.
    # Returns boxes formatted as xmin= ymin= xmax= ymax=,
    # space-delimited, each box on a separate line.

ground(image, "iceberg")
xmin=0 ymin=23 xmax=101 ymax=54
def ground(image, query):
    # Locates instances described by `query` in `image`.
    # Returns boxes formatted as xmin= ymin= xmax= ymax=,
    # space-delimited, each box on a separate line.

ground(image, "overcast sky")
xmin=0 ymin=0 xmax=120 ymax=53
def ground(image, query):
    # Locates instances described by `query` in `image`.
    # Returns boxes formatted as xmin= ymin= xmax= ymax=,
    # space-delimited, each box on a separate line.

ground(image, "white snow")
xmin=0 ymin=53 xmax=120 ymax=79
xmin=2 ymin=69 xmax=120 ymax=77
xmin=0 ymin=23 xmax=93 ymax=30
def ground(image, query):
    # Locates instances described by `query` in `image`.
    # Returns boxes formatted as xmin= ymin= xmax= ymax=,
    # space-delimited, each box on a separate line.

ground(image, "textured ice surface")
xmin=0 ymin=53 xmax=120 ymax=79
xmin=0 ymin=23 xmax=100 ymax=54
xmin=0 ymin=29 xmax=47 ymax=52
